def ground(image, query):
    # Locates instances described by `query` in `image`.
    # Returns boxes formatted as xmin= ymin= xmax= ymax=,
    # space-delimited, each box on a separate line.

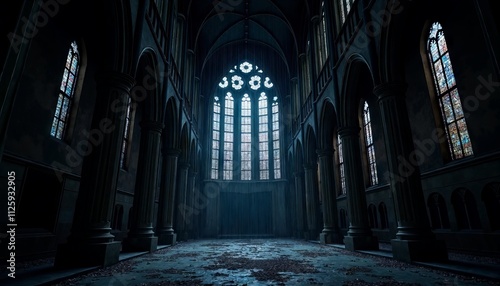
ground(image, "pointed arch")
xmin=120 ymin=50 xmax=162 ymax=169
xmin=164 ymin=98 xmax=179 ymax=149
xmin=179 ymin=124 xmax=190 ymax=164
xmin=295 ymin=140 xmax=304 ymax=173
xmin=339 ymin=55 xmax=375 ymax=128
xmin=133 ymin=49 xmax=162 ymax=123
xmin=340 ymin=56 xmax=380 ymax=187
xmin=318 ymin=99 xmax=338 ymax=151
xmin=305 ymin=125 xmax=318 ymax=166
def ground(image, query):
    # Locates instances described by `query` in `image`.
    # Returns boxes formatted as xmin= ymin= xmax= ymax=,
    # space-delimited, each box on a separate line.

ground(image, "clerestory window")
xmin=51 ymin=41 xmax=80 ymax=140
xmin=426 ymin=22 xmax=473 ymax=160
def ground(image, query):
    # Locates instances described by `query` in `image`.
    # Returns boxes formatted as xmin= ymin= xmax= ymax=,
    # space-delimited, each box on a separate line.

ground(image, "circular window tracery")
xmin=219 ymin=77 xmax=229 ymax=88
xmin=264 ymin=77 xmax=274 ymax=88
xmin=231 ymin=75 xmax=244 ymax=90
xmin=249 ymin=75 xmax=261 ymax=90
xmin=240 ymin=62 xmax=253 ymax=73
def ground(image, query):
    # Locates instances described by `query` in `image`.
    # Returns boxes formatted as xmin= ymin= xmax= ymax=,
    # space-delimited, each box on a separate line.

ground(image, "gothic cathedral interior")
xmin=0 ymin=0 xmax=499 ymax=271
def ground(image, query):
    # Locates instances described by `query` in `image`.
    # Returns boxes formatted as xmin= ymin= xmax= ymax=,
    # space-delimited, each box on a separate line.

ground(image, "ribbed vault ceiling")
xmin=185 ymin=0 xmax=312 ymax=80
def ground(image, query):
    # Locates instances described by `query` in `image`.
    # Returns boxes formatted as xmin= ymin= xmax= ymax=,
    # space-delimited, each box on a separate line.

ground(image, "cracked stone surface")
xmin=54 ymin=239 xmax=498 ymax=285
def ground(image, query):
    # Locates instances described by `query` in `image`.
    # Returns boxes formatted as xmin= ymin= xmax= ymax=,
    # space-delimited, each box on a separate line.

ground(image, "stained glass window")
xmin=120 ymin=97 xmax=133 ymax=169
xmin=210 ymin=61 xmax=280 ymax=181
xmin=362 ymin=101 xmax=378 ymax=186
xmin=272 ymin=96 xmax=280 ymax=179
xmin=427 ymin=22 xmax=473 ymax=160
xmin=211 ymin=96 xmax=221 ymax=179
xmin=51 ymin=41 xmax=80 ymax=139
xmin=316 ymin=1 xmax=329 ymax=71
xmin=223 ymin=92 xmax=234 ymax=180
xmin=337 ymin=134 xmax=346 ymax=195
xmin=259 ymin=92 xmax=270 ymax=180
xmin=241 ymin=94 xmax=252 ymax=180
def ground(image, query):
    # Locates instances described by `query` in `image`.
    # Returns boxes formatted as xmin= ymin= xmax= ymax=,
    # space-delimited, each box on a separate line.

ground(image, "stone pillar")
xmin=375 ymin=82 xmax=447 ymax=262
xmin=288 ymin=178 xmax=297 ymax=237
xmin=156 ymin=148 xmax=181 ymax=245
xmin=339 ymin=127 xmax=379 ymax=251
xmin=294 ymin=172 xmax=306 ymax=238
xmin=175 ymin=162 xmax=190 ymax=241
xmin=124 ymin=120 xmax=163 ymax=252
xmin=303 ymin=164 xmax=319 ymax=240
xmin=55 ymin=72 xmax=135 ymax=267
xmin=185 ymin=171 xmax=197 ymax=239
xmin=317 ymin=148 xmax=342 ymax=244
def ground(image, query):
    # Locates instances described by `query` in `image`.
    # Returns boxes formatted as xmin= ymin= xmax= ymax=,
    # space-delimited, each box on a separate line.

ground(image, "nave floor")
xmin=41 ymin=239 xmax=499 ymax=285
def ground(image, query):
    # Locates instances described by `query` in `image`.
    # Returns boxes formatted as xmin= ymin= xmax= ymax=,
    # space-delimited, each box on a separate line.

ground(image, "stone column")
xmin=156 ymin=148 xmax=181 ymax=245
xmin=375 ymin=82 xmax=447 ymax=262
xmin=185 ymin=171 xmax=197 ymax=239
xmin=124 ymin=120 xmax=163 ymax=252
xmin=294 ymin=172 xmax=305 ymax=238
xmin=288 ymin=178 xmax=297 ymax=237
xmin=303 ymin=164 xmax=319 ymax=240
xmin=339 ymin=127 xmax=378 ymax=251
xmin=175 ymin=162 xmax=190 ymax=241
xmin=55 ymin=72 xmax=135 ymax=267
xmin=317 ymin=148 xmax=341 ymax=244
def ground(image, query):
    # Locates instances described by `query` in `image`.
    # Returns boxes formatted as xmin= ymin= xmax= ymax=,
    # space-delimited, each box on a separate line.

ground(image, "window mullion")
xmin=268 ymin=94 xmax=274 ymax=180
xmin=251 ymin=95 xmax=259 ymax=180
xmin=218 ymin=95 xmax=224 ymax=180
xmin=234 ymin=94 xmax=242 ymax=180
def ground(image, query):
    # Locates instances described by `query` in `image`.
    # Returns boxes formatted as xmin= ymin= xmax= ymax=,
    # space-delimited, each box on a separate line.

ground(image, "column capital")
xmin=95 ymin=71 xmax=135 ymax=92
xmin=373 ymin=82 xmax=408 ymax=99
xmin=337 ymin=126 xmax=360 ymax=138
xmin=163 ymin=148 xmax=182 ymax=157
xmin=179 ymin=162 xmax=191 ymax=170
xmin=140 ymin=120 xmax=164 ymax=133
xmin=303 ymin=164 xmax=315 ymax=171
xmin=316 ymin=148 xmax=334 ymax=157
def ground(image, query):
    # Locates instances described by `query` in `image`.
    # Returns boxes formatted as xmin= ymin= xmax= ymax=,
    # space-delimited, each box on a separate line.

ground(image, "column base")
xmin=158 ymin=233 xmax=177 ymax=245
xmin=177 ymin=232 xmax=189 ymax=241
xmin=55 ymin=241 xmax=121 ymax=268
xmin=391 ymin=239 xmax=448 ymax=262
xmin=344 ymin=235 xmax=379 ymax=251
xmin=294 ymin=230 xmax=303 ymax=239
xmin=320 ymin=230 xmax=342 ymax=244
xmin=306 ymin=230 xmax=319 ymax=241
xmin=123 ymin=236 xmax=158 ymax=252
xmin=303 ymin=231 xmax=311 ymax=240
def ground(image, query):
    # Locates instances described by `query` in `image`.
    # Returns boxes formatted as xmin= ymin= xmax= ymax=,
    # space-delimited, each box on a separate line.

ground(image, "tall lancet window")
xmin=362 ymin=101 xmax=378 ymax=186
xmin=120 ymin=97 xmax=134 ymax=169
xmin=210 ymin=96 xmax=221 ymax=179
xmin=337 ymin=134 xmax=346 ymax=195
xmin=427 ymin=22 xmax=473 ymax=160
xmin=223 ymin=92 xmax=235 ymax=180
xmin=51 ymin=41 xmax=80 ymax=139
xmin=241 ymin=94 xmax=252 ymax=180
xmin=259 ymin=92 xmax=270 ymax=180
xmin=210 ymin=61 xmax=280 ymax=181
xmin=272 ymin=96 xmax=281 ymax=179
